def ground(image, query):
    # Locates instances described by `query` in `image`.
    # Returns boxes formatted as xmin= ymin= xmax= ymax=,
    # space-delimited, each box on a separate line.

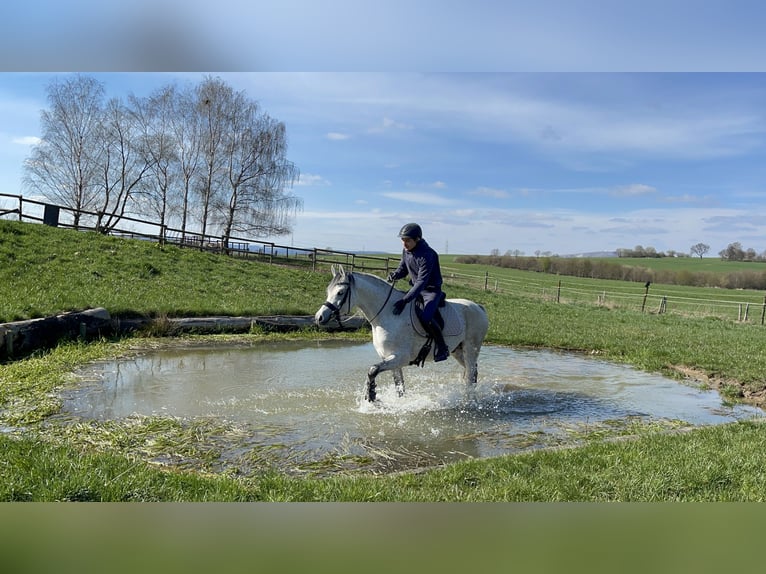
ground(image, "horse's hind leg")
xmin=452 ymin=344 xmax=468 ymax=383
xmin=392 ymin=368 xmax=405 ymax=397
xmin=456 ymin=343 xmax=479 ymax=386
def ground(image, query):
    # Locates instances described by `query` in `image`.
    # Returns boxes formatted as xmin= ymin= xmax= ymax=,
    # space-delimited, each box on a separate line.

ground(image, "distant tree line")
xmin=23 ymin=74 xmax=301 ymax=245
xmin=616 ymin=242 xmax=766 ymax=262
xmin=456 ymin=252 xmax=766 ymax=290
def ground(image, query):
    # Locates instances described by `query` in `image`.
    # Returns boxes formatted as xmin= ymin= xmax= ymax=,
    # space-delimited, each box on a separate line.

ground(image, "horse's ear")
xmin=330 ymin=264 xmax=337 ymax=276
xmin=337 ymin=264 xmax=345 ymax=276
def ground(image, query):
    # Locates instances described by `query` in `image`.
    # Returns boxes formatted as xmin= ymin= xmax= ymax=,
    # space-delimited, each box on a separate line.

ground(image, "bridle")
xmin=322 ymin=272 xmax=396 ymax=327
xmin=322 ymin=276 xmax=354 ymax=327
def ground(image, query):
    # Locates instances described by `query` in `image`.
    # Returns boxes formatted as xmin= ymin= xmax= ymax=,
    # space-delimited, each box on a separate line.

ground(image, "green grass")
xmin=4 ymin=421 xmax=766 ymax=501
xmin=441 ymin=258 xmax=766 ymax=321
xmin=598 ymin=256 xmax=765 ymax=273
xmin=4 ymin=218 xmax=766 ymax=501
xmin=0 ymin=219 xmax=326 ymax=321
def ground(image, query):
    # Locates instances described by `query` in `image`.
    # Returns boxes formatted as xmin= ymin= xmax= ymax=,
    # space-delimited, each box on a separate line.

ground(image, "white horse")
xmin=314 ymin=265 xmax=489 ymax=402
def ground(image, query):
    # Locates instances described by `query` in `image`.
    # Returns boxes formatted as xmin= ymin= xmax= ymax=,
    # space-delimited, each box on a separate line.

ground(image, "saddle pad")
xmin=411 ymin=300 xmax=465 ymax=338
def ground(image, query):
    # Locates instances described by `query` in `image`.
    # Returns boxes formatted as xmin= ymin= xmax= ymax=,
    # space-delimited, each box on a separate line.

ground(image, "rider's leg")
xmin=420 ymin=291 xmax=449 ymax=362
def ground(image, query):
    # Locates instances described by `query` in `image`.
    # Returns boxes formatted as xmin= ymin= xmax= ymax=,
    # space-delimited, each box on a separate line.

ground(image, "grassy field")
xmin=595 ymin=255 xmax=766 ymax=273
xmin=3 ymin=218 xmax=766 ymax=501
xmin=440 ymin=257 xmax=766 ymax=321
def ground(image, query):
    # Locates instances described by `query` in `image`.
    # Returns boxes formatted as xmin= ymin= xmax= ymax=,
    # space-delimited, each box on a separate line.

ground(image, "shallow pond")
xmin=62 ymin=341 xmax=762 ymax=475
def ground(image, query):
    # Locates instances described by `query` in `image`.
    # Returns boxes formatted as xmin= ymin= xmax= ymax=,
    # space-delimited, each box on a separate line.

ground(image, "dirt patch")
xmin=669 ymin=365 xmax=766 ymax=409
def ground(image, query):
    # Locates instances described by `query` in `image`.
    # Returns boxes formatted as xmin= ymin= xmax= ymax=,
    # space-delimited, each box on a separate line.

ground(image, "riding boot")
xmin=426 ymin=320 xmax=450 ymax=362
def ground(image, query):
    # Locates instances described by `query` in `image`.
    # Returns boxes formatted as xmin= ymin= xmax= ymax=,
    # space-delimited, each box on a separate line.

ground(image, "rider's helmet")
xmin=398 ymin=223 xmax=422 ymax=241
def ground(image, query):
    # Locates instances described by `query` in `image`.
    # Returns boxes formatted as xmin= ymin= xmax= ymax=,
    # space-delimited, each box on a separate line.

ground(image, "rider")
xmin=387 ymin=223 xmax=450 ymax=362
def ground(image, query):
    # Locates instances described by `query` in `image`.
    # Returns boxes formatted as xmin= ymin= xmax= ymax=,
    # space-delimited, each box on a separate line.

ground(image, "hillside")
xmin=0 ymin=220 xmax=329 ymax=323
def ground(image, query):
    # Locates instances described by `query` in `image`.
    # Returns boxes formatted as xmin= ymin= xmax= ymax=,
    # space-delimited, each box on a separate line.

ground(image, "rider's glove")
xmin=387 ymin=272 xmax=397 ymax=283
xmin=392 ymin=299 xmax=406 ymax=315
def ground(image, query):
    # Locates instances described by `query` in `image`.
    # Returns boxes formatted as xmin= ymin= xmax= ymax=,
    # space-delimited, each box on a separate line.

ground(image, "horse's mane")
xmin=330 ymin=265 xmax=399 ymax=294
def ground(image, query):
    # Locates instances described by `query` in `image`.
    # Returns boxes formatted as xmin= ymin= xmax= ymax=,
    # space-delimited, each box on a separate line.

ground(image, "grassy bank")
xmin=3 ymin=219 xmax=766 ymax=501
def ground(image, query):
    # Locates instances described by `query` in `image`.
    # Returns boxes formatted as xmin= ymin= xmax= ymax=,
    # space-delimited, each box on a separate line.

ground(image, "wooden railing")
xmin=0 ymin=193 xmax=397 ymax=274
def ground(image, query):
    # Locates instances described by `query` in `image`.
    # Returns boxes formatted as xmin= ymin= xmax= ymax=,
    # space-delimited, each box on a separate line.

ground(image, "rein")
xmin=366 ymin=280 xmax=396 ymax=324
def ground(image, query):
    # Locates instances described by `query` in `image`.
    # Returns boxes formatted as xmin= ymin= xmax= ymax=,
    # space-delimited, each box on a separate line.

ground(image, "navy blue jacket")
xmin=390 ymin=238 xmax=443 ymax=303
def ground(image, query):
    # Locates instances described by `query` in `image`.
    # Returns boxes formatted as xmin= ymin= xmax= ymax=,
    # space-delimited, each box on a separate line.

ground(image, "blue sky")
xmin=2 ymin=72 xmax=766 ymax=256
xmin=3 ymin=1 xmax=766 ymax=255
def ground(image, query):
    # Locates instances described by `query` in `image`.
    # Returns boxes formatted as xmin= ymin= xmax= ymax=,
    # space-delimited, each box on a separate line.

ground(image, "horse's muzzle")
xmin=314 ymin=306 xmax=330 ymax=326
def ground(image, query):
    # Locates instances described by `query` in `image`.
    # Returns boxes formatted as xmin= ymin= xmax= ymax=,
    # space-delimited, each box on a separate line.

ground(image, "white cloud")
xmin=610 ymin=184 xmax=657 ymax=197
xmin=470 ymin=186 xmax=510 ymax=199
xmin=368 ymin=117 xmax=413 ymax=133
xmin=381 ymin=191 xmax=454 ymax=206
xmin=12 ymin=136 xmax=40 ymax=145
xmin=296 ymin=173 xmax=330 ymax=186
xmin=326 ymin=132 xmax=350 ymax=140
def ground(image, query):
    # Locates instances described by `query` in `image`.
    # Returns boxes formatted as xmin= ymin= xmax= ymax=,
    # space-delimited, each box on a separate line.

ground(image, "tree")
xmin=95 ymin=97 xmax=153 ymax=233
xmin=195 ymin=76 xmax=232 ymax=240
xmin=214 ymin=99 xmax=300 ymax=249
xmin=720 ymin=242 xmax=745 ymax=261
xmin=130 ymin=85 xmax=181 ymax=240
xmin=24 ymin=74 xmax=301 ymax=242
xmin=690 ymin=242 xmax=710 ymax=258
xmin=23 ymin=75 xmax=106 ymax=227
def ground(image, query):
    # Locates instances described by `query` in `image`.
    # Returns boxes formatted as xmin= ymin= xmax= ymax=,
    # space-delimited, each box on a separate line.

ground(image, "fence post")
xmin=556 ymin=280 xmax=561 ymax=303
xmin=17 ymin=195 xmax=22 ymax=221
xmin=484 ymin=271 xmax=489 ymax=291
xmin=641 ymin=281 xmax=651 ymax=312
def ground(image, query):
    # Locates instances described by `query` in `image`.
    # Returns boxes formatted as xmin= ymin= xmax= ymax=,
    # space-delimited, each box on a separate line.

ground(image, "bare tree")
xmin=214 ymin=100 xmax=300 ymax=249
xmin=195 ymin=76 xmax=233 ymax=240
xmin=719 ymin=242 xmax=745 ymax=261
xmin=690 ymin=242 xmax=710 ymax=258
xmin=169 ymin=84 xmax=203 ymax=241
xmin=23 ymin=74 xmax=301 ymax=243
xmin=130 ymin=85 xmax=181 ymax=240
xmin=95 ymin=97 xmax=154 ymax=233
xmin=23 ymin=75 xmax=105 ymax=227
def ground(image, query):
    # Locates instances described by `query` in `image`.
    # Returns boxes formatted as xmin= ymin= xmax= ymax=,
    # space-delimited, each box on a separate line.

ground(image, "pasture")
xmin=3 ymin=219 xmax=766 ymax=501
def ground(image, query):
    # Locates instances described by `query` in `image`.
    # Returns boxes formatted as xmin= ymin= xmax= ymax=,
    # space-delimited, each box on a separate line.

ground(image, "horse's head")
xmin=314 ymin=265 xmax=355 ymax=326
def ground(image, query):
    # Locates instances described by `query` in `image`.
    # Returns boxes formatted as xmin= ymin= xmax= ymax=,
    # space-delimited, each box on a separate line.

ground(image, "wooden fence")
xmin=441 ymin=265 xmax=766 ymax=324
xmin=0 ymin=193 xmax=397 ymax=274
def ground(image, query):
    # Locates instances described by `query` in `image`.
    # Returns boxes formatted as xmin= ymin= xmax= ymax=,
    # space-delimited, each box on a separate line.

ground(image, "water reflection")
xmin=62 ymin=341 xmax=763 ymax=474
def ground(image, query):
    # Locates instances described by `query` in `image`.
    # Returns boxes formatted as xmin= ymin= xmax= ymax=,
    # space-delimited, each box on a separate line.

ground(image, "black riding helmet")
xmin=398 ymin=223 xmax=422 ymax=240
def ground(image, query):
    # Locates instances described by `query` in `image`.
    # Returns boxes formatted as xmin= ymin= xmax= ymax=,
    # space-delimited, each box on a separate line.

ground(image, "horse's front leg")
xmin=365 ymin=364 xmax=379 ymax=402
xmin=365 ymin=358 xmax=405 ymax=402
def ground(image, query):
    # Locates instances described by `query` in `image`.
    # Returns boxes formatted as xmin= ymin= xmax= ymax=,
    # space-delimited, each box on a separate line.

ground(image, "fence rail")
xmin=0 ymin=193 xmax=398 ymax=275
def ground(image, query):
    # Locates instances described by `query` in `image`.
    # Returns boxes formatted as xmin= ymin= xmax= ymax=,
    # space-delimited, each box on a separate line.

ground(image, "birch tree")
xmin=23 ymin=74 xmax=105 ymax=227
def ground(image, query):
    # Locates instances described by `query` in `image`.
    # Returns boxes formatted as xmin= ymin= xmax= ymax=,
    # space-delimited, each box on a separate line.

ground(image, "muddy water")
xmin=62 ymin=341 xmax=762 ymax=475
